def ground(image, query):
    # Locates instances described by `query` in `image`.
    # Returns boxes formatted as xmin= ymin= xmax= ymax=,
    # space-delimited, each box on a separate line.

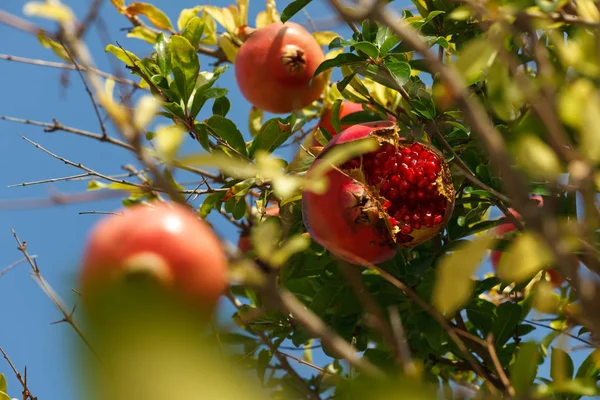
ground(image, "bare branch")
xmin=0 ymin=346 xmax=37 ymax=400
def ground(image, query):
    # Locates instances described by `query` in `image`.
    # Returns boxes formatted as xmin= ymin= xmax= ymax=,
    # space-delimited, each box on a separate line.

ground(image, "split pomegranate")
xmin=234 ymin=22 xmax=327 ymax=114
xmin=490 ymin=195 xmax=565 ymax=287
xmin=79 ymin=201 xmax=228 ymax=312
xmin=302 ymin=121 xmax=455 ymax=265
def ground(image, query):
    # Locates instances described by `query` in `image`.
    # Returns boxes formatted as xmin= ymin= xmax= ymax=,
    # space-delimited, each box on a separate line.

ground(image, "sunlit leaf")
xmin=182 ymin=16 xmax=205 ymax=49
xmin=454 ymin=37 xmax=498 ymax=85
xmin=581 ymin=93 xmax=600 ymax=163
xmin=312 ymin=31 xmax=341 ymax=47
xmin=37 ymin=30 xmax=70 ymax=61
xmin=179 ymin=153 xmax=256 ymax=179
xmin=497 ymin=231 xmax=555 ymax=283
xmin=126 ymin=2 xmax=173 ymax=31
xmin=551 ymin=347 xmax=574 ymax=382
xmin=177 ymin=6 xmax=202 ymax=31
xmin=155 ymin=124 xmax=186 ymax=162
xmin=514 ymin=134 xmax=562 ymax=180
xmin=0 ymin=374 xmax=7 ymax=394
xmin=111 ymin=0 xmax=126 ymax=11
xmin=127 ymin=26 xmax=159 ymax=43
xmin=134 ymin=95 xmax=161 ymax=131
xmin=170 ymin=36 xmax=200 ymax=101
xmin=218 ymin=33 xmax=238 ymax=63
xmin=105 ymin=44 xmax=141 ymax=67
xmin=205 ymin=115 xmax=247 ymax=157
xmin=432 ymin=235 xmax=495 ymax=315
xmin=248 ymin=107 xmax=264 ymax=137
xmin=24 ymin=2 xmax=74 ymax=22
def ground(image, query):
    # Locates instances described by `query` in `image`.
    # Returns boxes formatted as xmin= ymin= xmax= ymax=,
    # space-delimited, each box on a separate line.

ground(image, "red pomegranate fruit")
xmin=302 ymin=121 xmax=455 ymax=265
xmin=314 ymin=102 xmax=396 ymax=146
xmin=79 ymin=201 xmax=228 ymax=312
xmin=234 ymin=22 xmax=327 ymax=114
xmin=490 ymin=195 xmax=565 ymax=287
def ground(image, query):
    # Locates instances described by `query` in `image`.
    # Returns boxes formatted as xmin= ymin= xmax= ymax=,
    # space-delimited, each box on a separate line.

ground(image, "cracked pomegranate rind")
xmin=302 ymin=121 xmax=455 ymax=265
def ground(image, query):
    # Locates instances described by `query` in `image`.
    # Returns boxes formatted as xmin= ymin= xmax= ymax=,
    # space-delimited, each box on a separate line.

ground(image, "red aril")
xmin=302 ymin=121 xmax=455 ymax=265
xmin=234 ymin=22 xmax=326 ymax=114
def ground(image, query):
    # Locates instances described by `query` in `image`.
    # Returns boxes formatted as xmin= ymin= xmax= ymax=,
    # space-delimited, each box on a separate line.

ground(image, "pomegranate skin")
xmin=80 ymin=202 xmax=228 ymax=311
xmin=303 ymin=121 xmax=398 ymax=265
xmin=234 ymin=22 xmax=327 ymax=114
xmin=314 ymin=102 xmax=397 ymax=145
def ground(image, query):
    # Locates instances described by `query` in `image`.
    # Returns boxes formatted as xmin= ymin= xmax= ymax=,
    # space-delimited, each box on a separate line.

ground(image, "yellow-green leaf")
xmin=87 ymin=180 xmax=143 ymax=193
xmin=312 ymin=31 xmax=341 ymax=46
xmin=270 ymin=234 xmax=311 ymax=267
xmin=126 ymin=2 xmax=173 ymax=31
xmin=514 ymin=134 xmax=562 ymax=180
xmin=248 ymin=107 xmax=264 ymax=137
xmin=255 ymin=0 xmax=280 ymax=28
xmin=574 ymin=0 xmax=600 ymax=22
xmin=179 ymin=153 xmax=257 ymax=179
xmin=134 ymin=95 xmax=161 ymax=131
xmin=177 ymin=6 xmax=202 ymax=31
xmin=155 ymin=124 xmax=185 ymax=162
xmin=454 ymin=37 xmax=498 ymax=85
xmin=252 ymin=218 xmax=281 ymax=263
xmin=37 ymin=30 xmax=70 ymax=61
xmin=533 ymin=281 xmax=561 ymax=314
xmin=581 ymin=93 xmax=600 ymax=163
xmin=105 ymin=44 xmax=141 ymax=67
xmin=200 ymin=12 xmax=218 ymax=45
xmin=218 ymin=33 xmax=238 ymax=63
xmin=558 ymin=78 xmax=595 ymax=128
xmin=236 ymin=0 xmax=248 ymax=27
xmin=24 ymin=2 xmax=74 ymax=22
xmin=497 ymin=231 xmax=555 ymax=283
xmin=203 ymin=6 xmax=236 ymax=34
xmin=126 ymin=26 xmax=159 ymax=43
xmin=448 ymin=6 xmax=472 ymax=20
xmin=432 ymin=235 xmax=495 ymax=315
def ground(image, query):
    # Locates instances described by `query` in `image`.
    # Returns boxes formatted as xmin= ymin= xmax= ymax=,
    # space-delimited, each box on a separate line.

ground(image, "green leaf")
xmin=551 ymin=347 xmax=574 ymax=382
xmin=170 ymin=35 xmax=200 ymax=102
xmin=310 ymin=284 xmax=341 ymax=316
xmin=154 ymin=33 xmax=171 ymax=76
xmin=181 ymin=16 xmax=205 ymax=49
xmin=0 ymin=374 xmax=6 ymax=394
xmin=189 ymin=87 xmax=228 ymax=119
xmin=492 ymin=302 xmax=521 ymax=347
xmin=576 ymin=349 xmax=600 ymax=379
xmin=380 ymin=35 xmax=400 ymax=56
xmin=233 ymin=197 xmax=247 ymax=220
xmin=383 ymin=60 xmax=411 ymax=87
xmin=248 ymin=118 xmax=293 ymax=158
xmin=330 ymin=99 xmax=343 ymax=134
xmin=465 ymin=299 xmax=495 ymax=336
xmin=510 ymin=341 xmax=540 ymax=396
xmin=212 ymin=96 xmax=230 ymax=117
xmin=205 ymin=116 xmax=248 ymax=157
xmin=340 ymin=110 xmax=383 ymax=125
xmin=280 ymin=0 xmax=312 ymax=23
xmin=256 ymin=349 xmax=272 ymax=383
xmin=352 ymin=41 xmax=379 ymax=59
xmin=126 ymin=2 xmax=173 ymax=31
xmin=432 ymin=235 xmax=494 ymax=315
xmin=361 ymin=19 xmax=378 ymax=43
xmin=199 ymin=190 xmax=228 ymax=218
xmin=313 ymin=53 xmax=364 ymax=79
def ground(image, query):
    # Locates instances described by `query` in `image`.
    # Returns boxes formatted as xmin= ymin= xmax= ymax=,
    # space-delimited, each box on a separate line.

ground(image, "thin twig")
xmin=387 ymin=306 xmax=418 ymax=375
xmin=524 ymin=319 xmax=596 ymax=347
xmin=0 ymin=10 xmax=46 ymax=37
xmin=11 ymin=228 xmax=102 ymax=363
xmin=0 ymin=54 xmax=141 ymax=87
xmin=0 ymin=347 xmax=37 ymax=400
xmin=486 ymin=333 xmax=515 ymax=396
xmin=0 ymin=257 xmax=37 ymax=278
xmin=61 ymin=43 xmax=108 ymax=138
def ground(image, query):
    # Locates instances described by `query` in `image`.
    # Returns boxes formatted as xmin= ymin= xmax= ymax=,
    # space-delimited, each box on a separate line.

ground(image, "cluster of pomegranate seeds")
xmin=343 ymin=141 xmax=448 ymax=244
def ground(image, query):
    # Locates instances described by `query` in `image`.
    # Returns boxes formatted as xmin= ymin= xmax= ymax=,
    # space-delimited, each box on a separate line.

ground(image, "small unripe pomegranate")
xmin=490 ymin=195 xmax=565 ymax=287
xmin=234 ymin=22 xmax=327 ymax=114
xmin=302 ymin=121 xmax=455 ymax=265
xmin=79 ymin=202 xmax=228 ymax=312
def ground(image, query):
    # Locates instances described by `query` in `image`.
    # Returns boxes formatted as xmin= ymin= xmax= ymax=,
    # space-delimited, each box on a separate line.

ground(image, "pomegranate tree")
xmin=302 ymin=121 xmax=455 ymax=265
xmin=234 ymin=22 xmax=327 ymax=114
xmin=79 ymin=201 xmax=228 ymax=312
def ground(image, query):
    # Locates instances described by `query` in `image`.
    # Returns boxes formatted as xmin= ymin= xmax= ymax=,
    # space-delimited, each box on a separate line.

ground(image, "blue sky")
xmin=0 ymin=0 xmax=593 ymax=398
